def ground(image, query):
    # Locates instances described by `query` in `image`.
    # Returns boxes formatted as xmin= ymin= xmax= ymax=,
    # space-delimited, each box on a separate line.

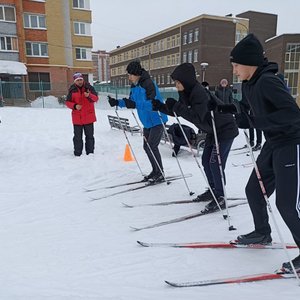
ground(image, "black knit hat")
xmin=126 ymin=61 xmax=143 ymax=75
xmin=230 ymin=34 xmax=265 ymax=66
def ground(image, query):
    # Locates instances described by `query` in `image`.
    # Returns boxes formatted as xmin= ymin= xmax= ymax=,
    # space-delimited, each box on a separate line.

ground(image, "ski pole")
xmin=157 ymin=111 xmax=194 ymax=195
xmin=173 ymin=112 xmax=227 ymax=219
xmin=114 ymin=108 xmax=145 ymax=176
xmin=243 ymin=129 xmax=300 ymax=284
xmin=210 ymin=110 xmax=236 ymax=231
xmin=131 ymin=110 xmax=170 ymax=185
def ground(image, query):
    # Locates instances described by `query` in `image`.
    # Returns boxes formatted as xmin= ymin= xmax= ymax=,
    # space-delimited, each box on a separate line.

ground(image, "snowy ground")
xmin=0 ymin=101 xmax=299 ymax=299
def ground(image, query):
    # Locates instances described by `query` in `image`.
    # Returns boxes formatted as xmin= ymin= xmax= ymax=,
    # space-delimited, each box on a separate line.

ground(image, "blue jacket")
xmin=118 ymin=70 xmax=168 ymax=129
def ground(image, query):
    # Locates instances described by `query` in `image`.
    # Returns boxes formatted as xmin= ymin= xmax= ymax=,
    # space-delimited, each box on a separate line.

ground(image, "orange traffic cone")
xmin=123 ymin=144 xmax=134 ymax=162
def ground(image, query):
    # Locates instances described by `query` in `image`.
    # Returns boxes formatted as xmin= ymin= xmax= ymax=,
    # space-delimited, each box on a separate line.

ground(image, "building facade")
xmin=0 ymin=0 xmax=95 ymax=105
xmin=266 ymin=34 xmax=300 ymax=104
xmin=109 ymin=11 xmax=278 ymax=92
xmin=92 ymin=50 xmax=110 ymax=83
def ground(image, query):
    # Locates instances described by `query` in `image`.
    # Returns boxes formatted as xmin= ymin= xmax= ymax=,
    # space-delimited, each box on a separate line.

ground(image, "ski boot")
xmin=236 ymin=230 xmax=272 ymax=245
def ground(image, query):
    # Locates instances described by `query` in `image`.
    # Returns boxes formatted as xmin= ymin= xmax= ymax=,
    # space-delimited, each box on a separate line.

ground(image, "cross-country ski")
xmin=165 ymin=272 xmax=297 ymax=287
xmin=122 ymin=197 xmax=247 ymax=208
xmin=89 ymin=175 xmax=187 ymax=201
xmin=137 ymin=240 xmax=297 ymax=249
xmin=85 ymin=174 xmax=192 ymax=191
xmin=130 ymin=202 xmax=247 ymax=231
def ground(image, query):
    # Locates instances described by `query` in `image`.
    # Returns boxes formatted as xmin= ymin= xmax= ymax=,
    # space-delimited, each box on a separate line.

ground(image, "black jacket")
xmin=162 ymin=63 xmax=238 ymax=146
xmin=215 ymin=86 xmax=233 ymax=104
xmin=239 ymin=62 xmax=300 ymax=148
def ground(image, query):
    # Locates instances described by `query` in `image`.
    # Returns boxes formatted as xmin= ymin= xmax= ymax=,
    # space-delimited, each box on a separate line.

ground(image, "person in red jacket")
xmin=66 ymin=73 xmax=98 ymax=156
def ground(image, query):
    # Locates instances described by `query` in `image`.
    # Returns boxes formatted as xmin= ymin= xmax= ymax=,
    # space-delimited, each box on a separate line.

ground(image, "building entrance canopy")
xmin=0 ymin=60 xmax=27 ymax=75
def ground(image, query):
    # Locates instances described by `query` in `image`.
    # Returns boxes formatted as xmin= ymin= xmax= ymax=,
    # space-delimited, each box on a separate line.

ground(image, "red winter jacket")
xmin=66 ymin=82 xmax=98 ymax=125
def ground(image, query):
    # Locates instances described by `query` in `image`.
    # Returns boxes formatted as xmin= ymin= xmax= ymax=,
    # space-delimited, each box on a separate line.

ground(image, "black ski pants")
xmin=143 ymin=124 xmax=164 ymax=175
xmin=73 ymin=123 xmax=95 ymax=156
xmin=202 ymin=138 xmax=234 ymax=197
xmin=246 ymin=142 xmax=300 ymax=248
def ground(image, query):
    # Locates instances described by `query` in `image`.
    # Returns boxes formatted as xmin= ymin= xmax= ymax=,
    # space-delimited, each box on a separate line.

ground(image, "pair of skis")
xmin=122 ymin=196 xmax=246 ymax=208
xmin=89 ymin=174 xmax=192 ymax=201
xmin=137 ymin=240 xmax=298 ymax=287
xmin=130 ymin=201 xmax=247 ymax=231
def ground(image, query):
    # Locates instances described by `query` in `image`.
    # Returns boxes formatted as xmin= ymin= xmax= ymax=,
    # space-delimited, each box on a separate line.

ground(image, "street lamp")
xmin=200 ymin=62 xmax=209 ymax=82
xmin=232 ymin=19 xmax=249 ymax=41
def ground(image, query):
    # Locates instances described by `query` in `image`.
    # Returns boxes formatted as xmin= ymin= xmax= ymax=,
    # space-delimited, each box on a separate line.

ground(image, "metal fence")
xmin=0 ymin=81 xmax=242 ymax=107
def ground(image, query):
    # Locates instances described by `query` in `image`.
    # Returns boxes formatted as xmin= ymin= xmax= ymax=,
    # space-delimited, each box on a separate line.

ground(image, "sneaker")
xmin=193 ymin=189 xmax=214 ymax=202
xmin=236 ymin=230 xmax=272 ymax=245
xmin=142 ymin=171 xmax=155 ymax=182
xmin=252 ymin=144 xmax=261 ymax=151
xmin=148 ymin=173 xmax=165 ymax=184
xmin=281 ymin=255 xmax=300 ymax=274
xmin=202 ymin=196 xmax=225 ymax=213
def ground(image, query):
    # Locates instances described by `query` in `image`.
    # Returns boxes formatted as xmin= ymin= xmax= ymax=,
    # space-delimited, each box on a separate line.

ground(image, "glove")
xmin=166 ymin=98 xmax=177 ymax=112
xmin=207 ymin=97 xmax=217 ymax=111
xmin=124 ymin=98 xmax=136 ymax=109
xmin=217 ymin=104 xmax=238 ymax=114
xmin=108 ymin=96 xmax=118 ymax=107
xmin=152 ymin=99 xmax=163 ymax=111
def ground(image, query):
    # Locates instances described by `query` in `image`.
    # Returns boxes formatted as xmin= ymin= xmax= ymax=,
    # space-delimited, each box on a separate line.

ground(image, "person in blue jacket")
xmin=108 ymin=60 xmax=168 ymax=183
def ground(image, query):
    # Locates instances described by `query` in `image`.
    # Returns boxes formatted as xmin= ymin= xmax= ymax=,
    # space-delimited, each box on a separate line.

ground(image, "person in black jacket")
xmin=227 ymin=33 xmax=300 ymax=273
xmin=167 ymin=123 xmax=196 ymax=156
xmin=152 ymin=63 xmax=239 ymax=212
xmin=215 ymin=78 xmax=233 ymax=104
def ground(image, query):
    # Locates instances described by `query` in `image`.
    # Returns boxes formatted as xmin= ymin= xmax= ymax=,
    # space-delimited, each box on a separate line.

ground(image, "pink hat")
xmin=73 ymin=72 xmax=83 ymax=81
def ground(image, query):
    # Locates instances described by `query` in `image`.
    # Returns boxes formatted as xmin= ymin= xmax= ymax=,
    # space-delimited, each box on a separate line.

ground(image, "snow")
xmin=0 ymin=60 xmax=27 ymax=75
xmin=0 ymin=103 xmax=299 ymax=299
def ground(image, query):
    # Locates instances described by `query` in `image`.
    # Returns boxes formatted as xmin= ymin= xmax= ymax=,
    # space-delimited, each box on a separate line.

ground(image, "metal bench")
xmin=107 ymin=115 xmax=141 ymax=135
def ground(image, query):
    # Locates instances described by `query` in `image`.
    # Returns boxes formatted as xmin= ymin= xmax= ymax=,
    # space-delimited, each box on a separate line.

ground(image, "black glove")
xmin=166 ymin=98 xmax=177 ymax=112
xmin=124 ymin=98 xmax=136 ymax=109
xmin=217 ymin=104 xmax=238 ymax=114
xmin=108 ymin=96 xmax=118 ymax=107
xmin=152 ymin=99 xmax=163 ymax=111
xmin=207 ymin=97 xmax=217 ymax=111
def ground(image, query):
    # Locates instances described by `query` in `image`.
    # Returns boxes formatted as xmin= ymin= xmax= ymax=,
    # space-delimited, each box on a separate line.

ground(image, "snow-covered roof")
xmin=0 ymin=60 xmax=27 ymax=75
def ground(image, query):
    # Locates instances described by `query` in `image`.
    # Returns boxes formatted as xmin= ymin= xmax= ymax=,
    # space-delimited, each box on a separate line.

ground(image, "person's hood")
xmin=171 ymin=63 xmax=197 ymax=95
xmin=247 ymin=60 xmax=278 ymax=85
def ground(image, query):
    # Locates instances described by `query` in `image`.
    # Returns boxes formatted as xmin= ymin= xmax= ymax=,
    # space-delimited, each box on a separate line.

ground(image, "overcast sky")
xmin=90 ymin=0 xmax=300 ymax=51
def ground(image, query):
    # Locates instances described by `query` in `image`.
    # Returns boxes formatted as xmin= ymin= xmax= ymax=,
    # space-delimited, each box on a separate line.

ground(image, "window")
xmin=194 ymin=28 xmax=199 ymax=42
xmin=26 ymin=42 xmax=48 ymax=57
xmin=0 ymin=36 xmax=18 ymax=51
xmin=75 ymin=47 xmax=91 ymax=60
xmin=182 ymin=52 xmax=187 ymax=63
xmin=193 ymin=49 xmax=198 ymax=62
xmin=28 ymin=72 xmax=51 ymax=91
xmin=24 ymin=14 xmax=46 ymax=29
xmin=188 ymin=31 xmax=193 ymax=44
xmin=284 ymin=43 xmax=300 ymax=97
xmin=167 ymin=73 xmax=171 ymax=84
xmin=188 ymin=50 xmax=193 ymax=63
xmin=0 ymin=5 xmax=16 ymax=22
xmin=74 ymin=22 xmax=91 ymax=35
xmin=73 ymin=0 xmax=90 ymax=9
xmin=183 ymin=32 xmax=187 ymax=45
